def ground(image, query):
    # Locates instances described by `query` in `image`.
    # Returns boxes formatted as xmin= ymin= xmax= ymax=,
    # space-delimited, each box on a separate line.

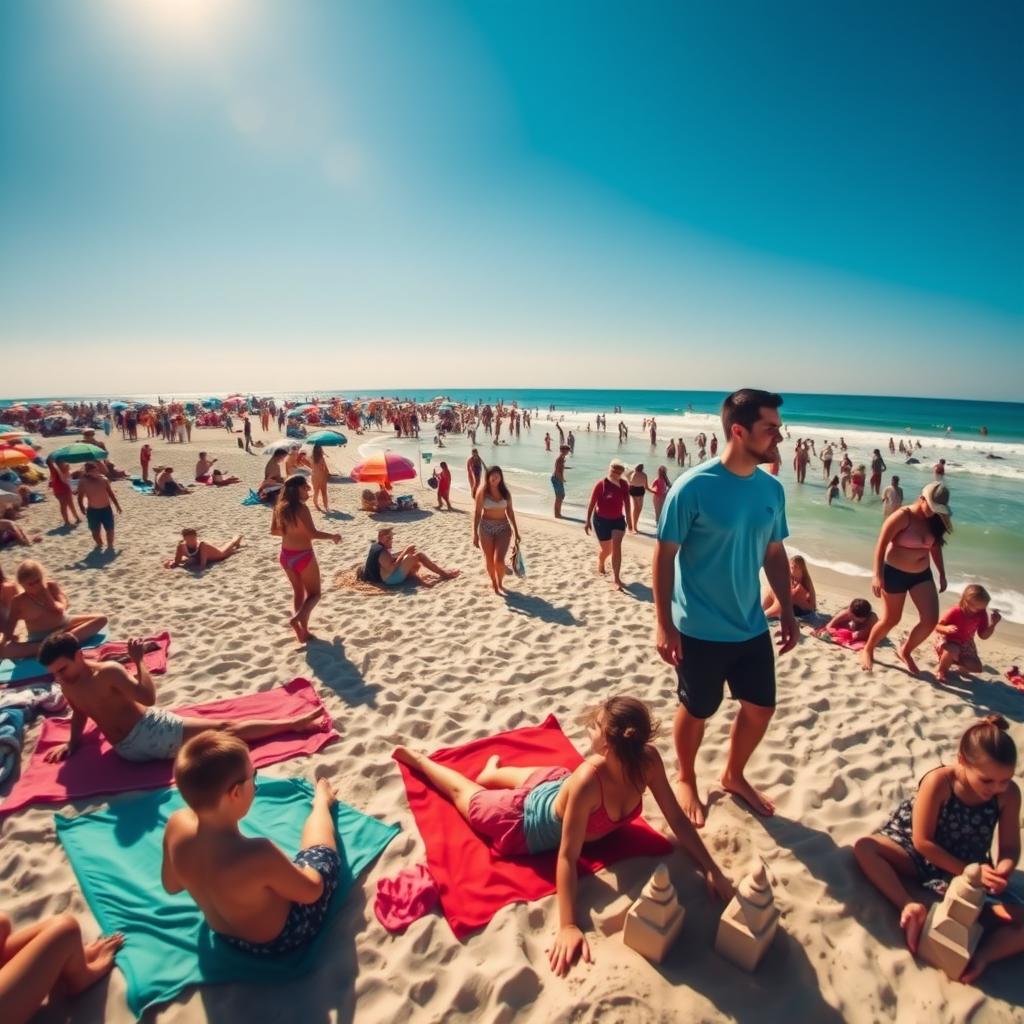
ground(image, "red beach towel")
xmin=90 ymin=633 xmax=172 ymax=675
xmin=395 ymin=715 xmax=673 ymax=939
xmin=0 ymin=678 xmax=337 ymax=816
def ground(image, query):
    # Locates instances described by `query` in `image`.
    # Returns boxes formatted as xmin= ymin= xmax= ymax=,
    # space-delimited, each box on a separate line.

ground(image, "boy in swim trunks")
xmin=162 ymin=732 xmax=340 ymax=955
xmin=37 ymin=633 xmax=326 ymax=764
xmin=76 ymin=462 xmax=121 ymax=550
xmin=0 ymin=560 xmax=107 ymax=660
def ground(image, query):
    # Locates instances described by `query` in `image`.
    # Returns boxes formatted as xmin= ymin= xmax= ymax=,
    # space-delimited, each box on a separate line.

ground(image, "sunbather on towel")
xmin=36 ymin=633 xmax=326 ymax=764
xmin=813 ymin=598 xmax=878 ymax=643
xmin=162 ymin=732 xmax=339 ymax=955
xmin=395 ymin=695 xmax=734 ymax=977
xmin=0 ymin=910 xmax=123 ymax=1023
xmin=0 ymin=561 xmax=107 ymax=661
xmin=164 ymin=528 xmax=242 ymax=572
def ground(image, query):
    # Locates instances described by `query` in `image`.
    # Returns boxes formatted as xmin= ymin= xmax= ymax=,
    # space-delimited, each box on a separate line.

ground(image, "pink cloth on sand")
xmin=374 ymin=864 xmax=441 ymax=933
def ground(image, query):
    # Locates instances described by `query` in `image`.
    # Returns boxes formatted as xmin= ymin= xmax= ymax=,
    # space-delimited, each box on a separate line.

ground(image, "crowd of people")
xmin=0 ymin=387 xmax=1020 ymax=1021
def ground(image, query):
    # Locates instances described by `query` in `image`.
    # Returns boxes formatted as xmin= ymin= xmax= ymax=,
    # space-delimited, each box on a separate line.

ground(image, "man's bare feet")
xmin=674 ymin=777 xmax=707 ymax=828
xmin=439 ymin=568 xmax=461 ymax=580
xmin=899 ymin=901 xmax=927 ymax=953
xmin=897 ymin=645 xmax=921 ymax=676
xmin=721 ymin=771 xmax=775 ymax=817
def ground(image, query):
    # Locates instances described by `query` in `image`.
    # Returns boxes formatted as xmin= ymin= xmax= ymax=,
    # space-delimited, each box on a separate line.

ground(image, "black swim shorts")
xmin=676 ymin=631 xmax=775 ymax=720
xmin=882 ymin=563 xmax=934 ymax=595
xmin=592 ymin=514 xmax=627 ymax=542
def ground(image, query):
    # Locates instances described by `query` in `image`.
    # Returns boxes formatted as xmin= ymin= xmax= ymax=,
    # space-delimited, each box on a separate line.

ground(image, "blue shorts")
xmin=218 ymin=845 xmax=340 ymax=956
xmin=551 ymin=476 xmax=565 ymax=499
xmin=383 ymin=565 xmax=408 ymax=586
xmin=86 ymin=506 xmax=115 ymax=532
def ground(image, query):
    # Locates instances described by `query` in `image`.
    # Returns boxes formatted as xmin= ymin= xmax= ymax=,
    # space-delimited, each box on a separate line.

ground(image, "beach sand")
xmin=2 ymin=425 xmax=1022 ymax=1024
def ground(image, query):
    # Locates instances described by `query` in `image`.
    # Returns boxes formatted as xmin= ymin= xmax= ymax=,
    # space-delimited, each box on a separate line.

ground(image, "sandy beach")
xmin=2 ymin=423 xmax=1023 ymax=1024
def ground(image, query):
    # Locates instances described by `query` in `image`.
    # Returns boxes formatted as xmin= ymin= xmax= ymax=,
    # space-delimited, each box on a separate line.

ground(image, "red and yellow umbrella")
xmin=351 ymin=451 xmax=417 ymax=487
xmin=0 ymin=448 xmax=31 ymax=468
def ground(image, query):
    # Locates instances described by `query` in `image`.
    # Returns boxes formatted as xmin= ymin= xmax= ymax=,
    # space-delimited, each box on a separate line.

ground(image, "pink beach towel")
xmin=0 ymin=678 xmax=337 ymax=816
xmin=0 ymin=633 xmax=171 ymax=689
xmin=396 ymin=715 xmax=673 ymax=939
xmin=827 ymin=626 xmax=866 ymax=651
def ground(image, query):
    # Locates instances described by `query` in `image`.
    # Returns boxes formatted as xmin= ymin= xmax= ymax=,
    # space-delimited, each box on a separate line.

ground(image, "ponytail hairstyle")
xmin=959 ymin=715 xmax=1017 ymax=769
xmin=959 ymin=584 xmax=990 ymax=614
xmin=274 ymin=474 xmax=307 ymax=529
xmin=311 ymin=443 xmax=324 ymax=466
xmin=581 ymin=696 xmax=658 ymax=791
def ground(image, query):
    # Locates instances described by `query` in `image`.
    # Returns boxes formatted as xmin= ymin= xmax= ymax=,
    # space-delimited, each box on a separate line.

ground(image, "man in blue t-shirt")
xmin=654 ymin=389 xmax=798 ymax=828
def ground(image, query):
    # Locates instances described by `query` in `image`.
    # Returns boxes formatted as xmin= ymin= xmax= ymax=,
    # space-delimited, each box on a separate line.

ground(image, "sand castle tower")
xmin=917 ymin=864 xmax=985 ymax=980
xmin=715 ymin=862 xmax=780 ymax=971
xmin=622 ymin=863 xmax=686 ymax=963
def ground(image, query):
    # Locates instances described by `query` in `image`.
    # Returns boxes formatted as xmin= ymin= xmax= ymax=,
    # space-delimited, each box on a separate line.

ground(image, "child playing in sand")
xmin=164 ymin=529 xmax=242 ymax=573
xmin=0 ymin=561 xmax=107 ymax=660
xmin=0 ymin=910 xmax=124 ymax=1022
xmin=762 ymin=555 xmax=816 ymax=618
xmin=933 ymin=584 xmax=1000 ymax=682
xmin=36 ymin=632 xmax=325 ymax=764
xmin=395 ymin=695 xmax=733 ymax=977
xmin=162 ymin=732 xmax=339 ymax=955
xmin=814 ymin=598 xmax=878 ymax=646
xmin=854 ymin=715 xmax=1022 ymax=983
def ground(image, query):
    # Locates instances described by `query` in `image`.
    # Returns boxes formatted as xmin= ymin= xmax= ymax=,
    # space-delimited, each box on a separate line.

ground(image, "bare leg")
xmin=610 ymin=532 xmax=624 ymax=589
xmin=179 ymin=707 xmax=325 ymax=745
xmin=493 ymin=529 xmax=512 ymax=592
xmin=479 ymin=532 xmax=498 ymax=592
xmin=476 ymin=755 xmax=542 ymax=789
xmin=673 ymin=705 xmax=708 ymax=827
xmin=394 ymin=746 xmax=483 ymax=819
xmin=67 ymin=615 xmax=108 ymax=646
xmin=299 ymin=778 xmax=338 ymax=852
xmin=281 ymin=565 xmax=307 ymax=642
xmin=853 ymin=835 xmax=929 ymax=952
xmin=411 ymin=552 xmax=459 ymax=580
xmin=861 ymin=589 xmax=907 ymax=670
xmin=0 ymin=913 xmax=123 ymax=1021
xmin=898 ymin=581 xmax=939 ymax=676
xmin=962 ymin=910 xmax=1024 ymax=984
xmin=720 ymin=700 xmax=775 ymax=816
xmin=597 ymin=538 xmax=612 ymax=575
xmin=936 ymin=647 xmax=956 ymax=683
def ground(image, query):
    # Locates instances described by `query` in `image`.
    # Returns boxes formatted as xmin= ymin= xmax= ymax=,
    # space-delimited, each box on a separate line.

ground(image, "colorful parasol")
xmin=351 ymin=451 xmax=417 ymax=486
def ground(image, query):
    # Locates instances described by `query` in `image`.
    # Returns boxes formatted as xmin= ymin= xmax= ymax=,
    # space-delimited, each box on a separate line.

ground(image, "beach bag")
xmin=428 ymin=476 xmax=438 ymax=489
xmin=510 ymin=542 xmax=526 ymax=578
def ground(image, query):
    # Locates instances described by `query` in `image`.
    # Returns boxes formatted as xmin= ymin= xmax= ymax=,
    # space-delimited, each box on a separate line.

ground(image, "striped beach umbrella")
xmin=351 ymin=451 xmax=417 ymax=486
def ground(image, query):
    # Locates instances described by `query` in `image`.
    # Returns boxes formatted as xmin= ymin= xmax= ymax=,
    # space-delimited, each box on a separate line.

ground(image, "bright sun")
xmin=108 ymin=0 xmax=241 ymax=46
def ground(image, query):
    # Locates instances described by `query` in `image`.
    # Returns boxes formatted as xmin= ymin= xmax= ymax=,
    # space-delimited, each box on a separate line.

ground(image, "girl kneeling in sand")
xmin=854 ymin=715 xmax=1022 ymax=983
xmin=395 ymin=696 xmax=733 ymax=977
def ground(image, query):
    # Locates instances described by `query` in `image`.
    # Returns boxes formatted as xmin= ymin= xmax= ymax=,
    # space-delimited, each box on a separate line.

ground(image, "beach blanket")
xmin=241 ymin=489 xmax=271 ymax=506
xmin=56 ymin=778 xmax=399 ymax=1018
xmin=396 ymin=715 xmax=674 ymax=939
xmin=825 ymin=626 xmax=866 ymax=651
xmin=0 ymin=707 xmax=27 ymax=785
xmin=0 ymin=632 xmax=168 ymax=689
xmin=130 ymin=478 xmax=154 ymax=493
xmin=0 ymin=678 xmax=337 ymax=816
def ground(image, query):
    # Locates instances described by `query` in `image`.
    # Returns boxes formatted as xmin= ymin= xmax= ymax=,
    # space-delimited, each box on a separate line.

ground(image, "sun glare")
xmin=107 ymin=0 xmax=242 ymax=47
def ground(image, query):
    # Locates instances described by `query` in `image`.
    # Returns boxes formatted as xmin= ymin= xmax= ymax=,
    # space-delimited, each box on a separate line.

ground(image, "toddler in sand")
xmin=162 ymin=733 xmax=339 ymax=955
xmin=0 ymin=560 xmax=107 ymax=660
xmin=395 ymin=695 xmax=733 ymax=977
xmin=813 ymin=598 xmax=878 ymax=646
xmin=933 ymin=584 xmax=1000 ymax=682
xmin=37 ymin=633 xmax=324 ymax=764
xmin=854 ymin=715 xmax=1023 ymax=983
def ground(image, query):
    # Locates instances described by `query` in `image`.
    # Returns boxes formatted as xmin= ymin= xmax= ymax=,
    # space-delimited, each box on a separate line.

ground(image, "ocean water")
xmin=5 ymin=388 xmax=1024 ymax=622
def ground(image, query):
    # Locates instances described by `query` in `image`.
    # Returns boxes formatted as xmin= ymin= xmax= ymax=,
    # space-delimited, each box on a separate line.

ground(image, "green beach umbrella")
xmin=305 ymin=430 xmax=347 ymax=446
xmin=50 ymin=442 xmax=108 ymax=464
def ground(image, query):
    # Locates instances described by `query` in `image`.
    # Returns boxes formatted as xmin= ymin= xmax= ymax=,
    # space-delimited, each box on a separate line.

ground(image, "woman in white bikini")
xmin=473 ymin=467 xmax=520 ymax=595
xmin=860 ymin=482 xmax=951 ymax=675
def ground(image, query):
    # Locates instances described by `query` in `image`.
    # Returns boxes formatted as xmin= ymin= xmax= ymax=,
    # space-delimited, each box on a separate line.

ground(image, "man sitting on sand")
xmin=37 ymin=632 xmax=325 ymax=764
xmin=155 ymin=466 xmax=192 ymax=497
xmin=195 ymin=453 xmax=217 ymax=481
xmin=164 ymin=528 xmax=243 ymax=572
xmin=76 ymin=461 xmax=121 ymax=550
xmin=0 ymin=560 xmax=107 ymax=660
xmin=162 ymin=733 xmax=339 ymax=955
xmin=362 ymin=527 xmax=459 ymax=589
xmin=211 ymin=469 xmax=241 ymax=486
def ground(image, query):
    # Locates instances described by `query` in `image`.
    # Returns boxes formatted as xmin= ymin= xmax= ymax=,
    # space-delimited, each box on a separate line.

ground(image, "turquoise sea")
xmin=5 ymin=389 xmax=1024 ymax=622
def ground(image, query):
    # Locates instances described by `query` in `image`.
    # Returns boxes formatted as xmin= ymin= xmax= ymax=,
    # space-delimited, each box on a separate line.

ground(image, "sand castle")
xmin=622 ymin=863 xmax=686 ymax=963
xmin=917 ymin=864 xmax=985 ymax=980
xmin=715 ymin=862 xmax=780 ymax=971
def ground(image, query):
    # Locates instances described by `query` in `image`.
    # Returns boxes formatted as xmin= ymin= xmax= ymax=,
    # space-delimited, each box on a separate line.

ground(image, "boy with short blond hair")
xmin=162 ymin=731 xmax=340 ymax=955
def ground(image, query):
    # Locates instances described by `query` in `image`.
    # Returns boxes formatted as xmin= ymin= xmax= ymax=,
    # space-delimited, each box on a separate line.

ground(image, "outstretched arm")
xmin=550 ymin=776 xmax=594 ymax=977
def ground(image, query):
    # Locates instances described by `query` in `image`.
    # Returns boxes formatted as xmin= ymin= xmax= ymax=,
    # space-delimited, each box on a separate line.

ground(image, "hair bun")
xmin=984 ymin=714 xmax=1009 ymax=731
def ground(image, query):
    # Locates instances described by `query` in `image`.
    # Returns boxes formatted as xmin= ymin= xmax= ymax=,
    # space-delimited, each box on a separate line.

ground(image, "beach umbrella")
xmin=0 ymin=432 xmax=34 ymax=444
xmin=351 ymin=451 xmax=417 ymax=486
xmin=202 ymin=398 xmax=222 ymax=409
xmin=305 ymin=430 xmax=347 ymax=446
xmin=0 ymin=443 xmax=37 ymax=460
xmin=0 ymin=449 xmax=31 ymax=468
xmin=109 ymin=401 xmax=129 ymax=410
xmin=50 ymin=442 xmax=107 ymax=464
xmin=438 ymin=402 xmax=454 ymax=411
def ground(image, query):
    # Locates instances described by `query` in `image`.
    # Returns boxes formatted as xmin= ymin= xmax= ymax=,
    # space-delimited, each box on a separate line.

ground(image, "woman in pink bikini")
xmin=394 ymin=695 xmax=733 ymax=977
xmin=270 ymin=475 xmax=340 ymax=643
xmin=860 ymin=481 xmax=951 ymax=675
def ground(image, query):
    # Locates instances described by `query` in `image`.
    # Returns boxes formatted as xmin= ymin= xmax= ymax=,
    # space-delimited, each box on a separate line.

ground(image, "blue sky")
xmin=1 ymin=1 xmax=1021 ymax=399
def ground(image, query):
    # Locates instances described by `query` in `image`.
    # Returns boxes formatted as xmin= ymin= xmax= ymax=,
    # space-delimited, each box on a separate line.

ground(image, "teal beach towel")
xmin=56 ymin=778 xmax=399 ymax=1018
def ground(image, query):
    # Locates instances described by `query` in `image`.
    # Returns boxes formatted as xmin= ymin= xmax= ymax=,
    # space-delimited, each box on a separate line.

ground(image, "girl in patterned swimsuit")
xmin=395 ymin=696 xmax=733 ymax=978
xmin=854 ymin=715 xmax=1023 ymax=983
